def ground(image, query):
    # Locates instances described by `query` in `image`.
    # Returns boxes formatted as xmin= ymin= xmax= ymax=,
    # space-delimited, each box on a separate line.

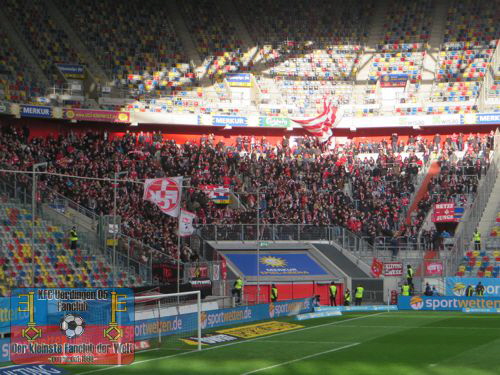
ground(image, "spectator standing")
xmin=354 ymin=285 xmax=364 ymax=306
xmin=233 ymin=277 xmax=243 ymax=304
xmin=465 ymin=285 xmax=474 ymax=296
xmin=344 ymin=288 xmax=351 ymax=306
xmin=406 ymin=265 xmax=414 ymax=291
xmin=69 ymin=226 xmax=78 ymax=250
xmin=475 ymin=282 xmax=485 ymax=296
xmin=473 ymin=229 xmax=481 ymax=251
xmin=271 ymin=284 xmax=278 ymax=302
xmin=329 ymin=282 xmax=337 ymax=306
xmin=401 ymin=282 xmax=410 ymax=297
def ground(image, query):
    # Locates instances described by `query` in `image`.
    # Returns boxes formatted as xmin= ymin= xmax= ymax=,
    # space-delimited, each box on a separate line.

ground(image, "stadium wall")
xmin=1 ymin=117 xmax=497 ymax=145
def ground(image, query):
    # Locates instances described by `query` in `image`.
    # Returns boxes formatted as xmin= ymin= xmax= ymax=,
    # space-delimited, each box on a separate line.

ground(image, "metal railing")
xmin=0 ymin=170 xmax=153 ymax=286
xmin=446 ymin=129 xmax=500 ymax=275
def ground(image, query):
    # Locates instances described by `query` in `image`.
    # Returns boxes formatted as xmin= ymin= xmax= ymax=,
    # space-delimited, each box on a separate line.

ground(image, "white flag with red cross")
xmin=143 ymin=177 xmax=183 ymax=217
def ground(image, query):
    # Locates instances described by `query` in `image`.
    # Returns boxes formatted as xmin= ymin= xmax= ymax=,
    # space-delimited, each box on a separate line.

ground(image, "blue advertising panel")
xmin=0 ymin=365 xmax=69 ymax=374
xmin=56 ymin=64 xmax=85 ymax=79
xmin=380 ymin=74 xmax=408 ymax=87
xmin=20 ymin=105 xmax=52 ymax=118
xmin=474 ymin=113 xmax=500 ymax=124
xmin=0 ymin=297 xmax=29 ymax=334
xmin=134 ymin=297 xmax=313 ymax=340
xmin=212 ymin=115 xmax=247 ymax=126
xmin=446 ymin=277 xmax=500 ymax=296
xmin=225 ymin=253 xmax=329 ymax=276
xmin=0 ymin=338 xmax=9 ymax=362
xmin=226 ymin=73 xmax=252 ymax=87
xmin=10 ymin=288 xmax=135 ymax=365
xmin=398 ymin=295 xmax=500 ymax=311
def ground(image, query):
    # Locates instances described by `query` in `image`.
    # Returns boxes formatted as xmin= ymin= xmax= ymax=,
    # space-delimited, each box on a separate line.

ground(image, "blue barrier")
xmin=295 ymin=311 xmax=342 ymax=321
xmin=462 ymin=308 xmax=500 ymax=313
xmin=315 ymin=305 xmax=398 ymax=312
xmin=135 ymin=298 xmax=313 ymax=341
xmin=398 ymin=295 xmax=500 ymax=311
xmin=446 ymin=277 xmax=500 ymax=296
xmin=0 ymin=365 xmax=69 ymax=374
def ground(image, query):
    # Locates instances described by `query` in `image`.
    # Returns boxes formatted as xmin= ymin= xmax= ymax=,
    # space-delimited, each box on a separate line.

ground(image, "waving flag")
xmin=143 ymin=177 xmax=183 ymax=217
xmin=179 ymin=209 xmax=196 ymax=237
xmin=291 ymin=100 xmax=340 ymax=142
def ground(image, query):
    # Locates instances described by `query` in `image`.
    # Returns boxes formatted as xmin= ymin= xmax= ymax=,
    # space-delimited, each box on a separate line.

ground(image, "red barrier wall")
xmin=244 ymin=282 xmax=343 ymax=306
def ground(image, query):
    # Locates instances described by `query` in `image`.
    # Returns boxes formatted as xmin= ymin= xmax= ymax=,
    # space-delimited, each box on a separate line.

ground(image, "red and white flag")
xmin=291 ymin=100 xmax=340 ymax=142
xmin=143 ymin=177 xmax=183 ymax=217
xmin=179 ymin=209 xmax=196 ymax=237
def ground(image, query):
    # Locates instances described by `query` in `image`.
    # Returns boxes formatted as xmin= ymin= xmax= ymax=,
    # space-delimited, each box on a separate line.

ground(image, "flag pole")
xmin=177 ymin=190 xmax=183 ymax=295
xmin=177 ymin=221 xmax=181 ymax=294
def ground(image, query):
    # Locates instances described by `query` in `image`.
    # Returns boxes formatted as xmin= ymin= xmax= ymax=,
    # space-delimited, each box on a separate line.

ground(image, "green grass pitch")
xmin=10 ymin=311 xmax=500 ymax=374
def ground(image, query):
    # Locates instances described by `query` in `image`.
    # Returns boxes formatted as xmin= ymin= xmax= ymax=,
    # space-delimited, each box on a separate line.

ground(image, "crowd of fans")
xmin=0 ymin=124 xmax=494 ymax=265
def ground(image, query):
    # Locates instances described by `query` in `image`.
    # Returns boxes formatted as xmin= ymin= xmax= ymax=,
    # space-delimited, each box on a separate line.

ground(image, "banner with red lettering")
xmin=383 ymin=262 xmax=403 ymax=277
xmin=371 ymin=258 xmax=383 ymax=278
xmin=424 ymin=261 xmax=443 ymax=276
xmin=432 ymin=202 xmax=463 ymax=222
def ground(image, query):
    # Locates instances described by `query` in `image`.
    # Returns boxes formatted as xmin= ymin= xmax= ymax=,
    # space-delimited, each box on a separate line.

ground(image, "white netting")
xmin=133 ymin=291 xmax=202 ymax=351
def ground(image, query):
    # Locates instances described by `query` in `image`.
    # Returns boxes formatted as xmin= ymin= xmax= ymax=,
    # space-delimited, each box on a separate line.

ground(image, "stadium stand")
xmin=55 ymin=0 xmax=195 ymax=98
xmin=0 ymin=203 xmax=142 ymax=295
xmin=0 ymin=30 xmax=43 ymax=104
xmin=3 ymin=0 xmax=82 ymax=84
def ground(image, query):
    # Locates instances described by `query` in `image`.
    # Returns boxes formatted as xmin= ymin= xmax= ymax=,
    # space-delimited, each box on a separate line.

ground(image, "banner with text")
xmin=424 ymin=261 xmax=443 ymax=276
xmin=225 ymin=253 xmax=328 ymax=276
xmin=20 ymin=105 xmax=52 ymax=118
xmin=56 ymin=64 xmax=85 ymax=79
xmin=398 ymin=295 xmax=500 ymax=311
xmin=380 ymin=74 xmax=408 ymax=88
xmin=64 ymin=109 xmax=130 ymax=123
xmin=446 ymin=277 xmax=500 ymax=297
xmin=211 ymin=115 xmax=248 ymax=127
xmin=199 ymin=185 xmax=230 ymax=204
xmin=226 ymin=73 xmax=252 ymax=87
xmin=383 ymin=262 xmax=403 ymax=277
xmin=432 ymin=202 xmax=464 ymax=222
xmin=134 ymin=298 xmax=313 ymax=340
xmin=259 ymin=117 xmax=291 ymax=128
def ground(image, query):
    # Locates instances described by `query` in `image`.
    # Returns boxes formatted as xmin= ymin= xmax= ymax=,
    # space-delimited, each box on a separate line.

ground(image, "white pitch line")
xmin=76 ymin=312 xmax=386 ymax=375
xmin=258 ymin=340 xmax=355 ymax=344
xmin=240 ymin=342 xmax=360 ymax=375
xmin=339 ymin=324 xmax=500 ymax=330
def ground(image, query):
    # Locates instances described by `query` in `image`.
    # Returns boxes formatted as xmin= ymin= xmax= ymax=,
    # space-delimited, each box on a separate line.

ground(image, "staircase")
xmin=421 ymin=0 xmax=449 ymax=82
xmin=220 ymin=0 xmax=255 ymax=49
xmin=405 ymin=161 xmax=441 ymax=225
xmin=0 ymin=8 xmax=49 ymax=87
xmin=45 ymin=0 xmax=109 ymax=84
xmin=355 ymin=0 xmax=389 ymax=82
xmin=167 ymin=1 xmax=203 ymax=68
xmin=312 ymin=243 xmax=370 ymax=278
xmin=477 ymin=171 xmax=500 ymax=241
